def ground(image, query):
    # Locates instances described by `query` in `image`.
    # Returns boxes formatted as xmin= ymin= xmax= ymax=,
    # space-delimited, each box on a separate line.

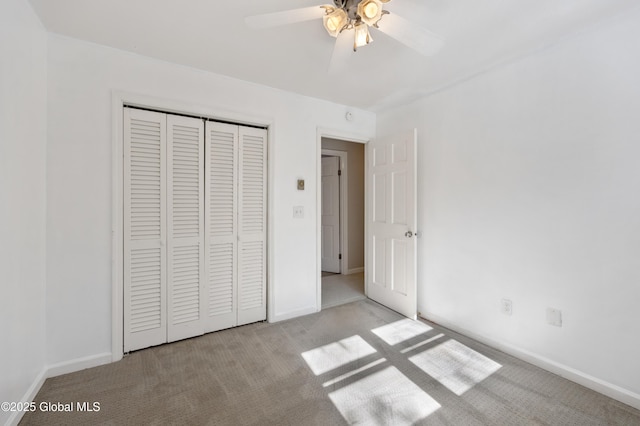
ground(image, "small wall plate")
xmin=297 ymin=179 xmax=305 ymax=190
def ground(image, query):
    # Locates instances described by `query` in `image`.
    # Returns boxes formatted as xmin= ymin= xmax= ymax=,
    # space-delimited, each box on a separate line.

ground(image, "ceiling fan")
xmin=245 ymin=0 xmax=444 ymax=72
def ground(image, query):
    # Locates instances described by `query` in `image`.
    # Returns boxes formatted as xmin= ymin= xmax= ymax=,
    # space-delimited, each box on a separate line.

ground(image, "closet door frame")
xmin=112 ymin=92 xmax=273 ymax=362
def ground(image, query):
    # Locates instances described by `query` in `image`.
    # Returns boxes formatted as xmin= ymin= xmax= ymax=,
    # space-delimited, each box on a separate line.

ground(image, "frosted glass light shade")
xmin=323 ymin=8 xmax=348 ymax=37
xmin=357 ymin=0 xmax=384 ymax=26
xmin=354 ymin=22 xmax=372 ymax=49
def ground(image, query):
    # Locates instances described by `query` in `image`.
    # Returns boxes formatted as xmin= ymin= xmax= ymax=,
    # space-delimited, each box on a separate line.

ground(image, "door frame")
xmin=321 ymin=149 xmax=348 ymax=275
xmin=112 ymin=91 xmax=274 ymax=362
xmin=316 ymin=128 xmax=370 ymax=312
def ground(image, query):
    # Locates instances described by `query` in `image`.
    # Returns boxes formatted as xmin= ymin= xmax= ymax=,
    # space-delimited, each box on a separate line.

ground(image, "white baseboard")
xmin=345 ymin=267 xmax=364 ymax=275
xmin=423 ymin=312 xmax=640 ymax=411
xmin=270 ymin=306 xmax=318 ymax=323
xmin=5 ymin=368 xmax=47 ymax=426
xmin=47 ymin=352 xmax=113 ymax=378
xmin=4 ymin=353 xmax=114 ymax=426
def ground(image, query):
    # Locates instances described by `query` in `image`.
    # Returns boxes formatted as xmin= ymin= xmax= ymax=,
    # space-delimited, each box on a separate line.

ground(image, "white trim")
xmin=270 ymin=306 xmax=318 ymax=323
xmin=5 ymin=369 xmax=47 ymax=426
xmin=316 ymin=128 xmax=370 ymax=312
xmin=346 ymin=267 xmax=364 ymax=275
xmin=5 ymin=352 xmax=112 ymax=426
xmin=423 ymin=312 xmax=640 ymax=411
xmin=321 ymin=149 xmax=348 ymax=275
xmin=364 ymin=143 xmax=370 ymax=299
xmin=111 ymin=92 xmax=124 ymax=362
xmin=47 ymin=353 xmax=113 ymax=378
xmin=266 ymin=125 xmax=276 ymax=324
xmin=112 ymin=91 xmax=275 ymax=361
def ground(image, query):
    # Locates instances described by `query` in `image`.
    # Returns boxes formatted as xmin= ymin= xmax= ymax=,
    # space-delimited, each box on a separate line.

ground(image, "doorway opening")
xmin=321 ymin=138 xmax=366 ymax=309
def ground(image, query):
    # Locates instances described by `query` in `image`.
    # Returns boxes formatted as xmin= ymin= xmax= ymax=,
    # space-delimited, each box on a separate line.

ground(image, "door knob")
xmin=405 ymin=231 xmax=413 ymax=238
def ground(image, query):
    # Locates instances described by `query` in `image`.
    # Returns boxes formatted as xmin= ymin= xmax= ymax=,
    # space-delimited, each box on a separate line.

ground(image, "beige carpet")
xmin=21 ymin=300 xmax=640 ymax=425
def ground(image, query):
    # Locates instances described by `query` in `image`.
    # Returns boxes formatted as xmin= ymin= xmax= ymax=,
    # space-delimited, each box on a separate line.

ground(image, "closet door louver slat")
xmin=204 ymin=122 xmax=238 ymax=332
xmin=167 ymin=116 xmax=205 ymax=342
xmin=124 ymin=109 xmax=167 ymax=352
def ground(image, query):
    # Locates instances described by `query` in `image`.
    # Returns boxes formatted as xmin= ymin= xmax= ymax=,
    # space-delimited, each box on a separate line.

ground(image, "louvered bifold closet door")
xmin=167 ymin=115 xmax=205 ymax=342
xmin=124 ymin=108 xmax=167 ymax=352
xmin=238 ymin=127 xmax=268 ymax=325
xmin=204 ymin=122 xmax=238 ymax=333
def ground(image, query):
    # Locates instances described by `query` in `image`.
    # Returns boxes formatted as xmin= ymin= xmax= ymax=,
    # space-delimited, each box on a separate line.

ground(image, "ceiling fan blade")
xmin=328 ymin=30 xmax=354 ymax=75
xmin=245 ymin=6 xmax=326 ymax=30
xmin=375 ymin=13 xmax=444 ymax=56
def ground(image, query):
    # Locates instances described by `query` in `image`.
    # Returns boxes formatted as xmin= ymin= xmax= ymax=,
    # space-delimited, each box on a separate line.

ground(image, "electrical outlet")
xmin=293 ymin=206 xmax=304 ymax=219
xmin=501 ymin=299 xmax=513 ymax=316
xmin=546 ymin=308 xmax=562 ymax=327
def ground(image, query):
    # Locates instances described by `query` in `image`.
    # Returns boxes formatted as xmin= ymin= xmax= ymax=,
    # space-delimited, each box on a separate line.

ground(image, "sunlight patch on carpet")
xmin=371 ymin=318 xmax=432 ymax=346
xmin=302 ymin=335 xmax=377 ymax=376
xmin=409 ymin=339 xmax=502 ymax=396
xmin=329 ymin=366 xmax=441 ymax=425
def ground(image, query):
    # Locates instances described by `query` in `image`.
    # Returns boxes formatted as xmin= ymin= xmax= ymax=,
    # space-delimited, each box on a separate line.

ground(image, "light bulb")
xmin=357 ymin=0 xmax=384 ymax=27
xmin=323 ymin=8 xmax=348 ymax=37
xmin=363 ymin=3 xmax=378 ymax=19
xmin=327 ymin=17 xmax=338 ymax=32
xmin=354 ymin=23 xmax=372 ymax=49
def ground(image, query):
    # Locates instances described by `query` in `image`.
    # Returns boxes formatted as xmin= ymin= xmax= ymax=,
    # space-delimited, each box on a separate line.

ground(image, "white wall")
xmin=45 ymin=34 xmax=375 ymax=365
xmin=378 ymin=9 xmax=640 ymax=400
xmin=0 ymin=0 xmax=48 ymax=424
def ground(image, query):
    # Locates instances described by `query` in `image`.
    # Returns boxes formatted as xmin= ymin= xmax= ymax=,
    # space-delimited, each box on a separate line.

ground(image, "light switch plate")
xmin=297 ymin=179 xmax=305 ymax=190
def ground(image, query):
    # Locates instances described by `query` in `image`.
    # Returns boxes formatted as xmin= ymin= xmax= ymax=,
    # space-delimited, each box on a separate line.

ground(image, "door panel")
xmin=321 ymin=156 xmax=341 ymax=273
xmin=373 ymin=173 xmax=386 ymax=223
xmin=167 ymin=115 xmax=205 ymax=342
xmin=124 ymin=108 xmax=167 ymax=352
xmin=392 ymin=171 xmax=407 ymax=225
xmin=204 ymin=122 xmax=238 ymax=333
xmin=238 ymin=126 xmax=268 ymax=326
xmin=373 ymin=236 xmax=386 ymax=286
xmin=391 ymin=238 xmax=408 ymax=295
xmin=367 ymin=130 xmax=417 ymax=319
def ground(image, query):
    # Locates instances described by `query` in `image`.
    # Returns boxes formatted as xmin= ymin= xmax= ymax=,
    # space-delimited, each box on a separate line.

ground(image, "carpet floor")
xmin=21 ymin=300 xmax=640 ymax=425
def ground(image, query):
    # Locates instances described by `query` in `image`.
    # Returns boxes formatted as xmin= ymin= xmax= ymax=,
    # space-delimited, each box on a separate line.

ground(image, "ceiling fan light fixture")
xmin=323 ymin=7 xmax=348 ymax=37
xmin=353 ymin=22 xmax=372 ymax=50
xmin=357 ymin=0 xmax=384 ymax=26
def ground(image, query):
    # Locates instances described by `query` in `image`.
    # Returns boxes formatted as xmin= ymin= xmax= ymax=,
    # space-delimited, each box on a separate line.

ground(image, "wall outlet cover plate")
xmin=546 ymin=308 xmax=562 ymax=327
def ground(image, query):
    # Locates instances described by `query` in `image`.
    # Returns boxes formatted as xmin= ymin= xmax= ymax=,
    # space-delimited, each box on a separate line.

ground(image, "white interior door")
xmin=166 ymin=115 xmax=205 ymax=342
xmin=237 ymin=126 xmax=268 ymax=326
xmin=124 ymin=108 xmax=168 ymax=352
xmin=367 ymin=129 xmax=417 ymax=319
xmin=204 ymin=122 xmax=238 ymax=333
xmin=321 ymin=156 xmax=341 ymax=273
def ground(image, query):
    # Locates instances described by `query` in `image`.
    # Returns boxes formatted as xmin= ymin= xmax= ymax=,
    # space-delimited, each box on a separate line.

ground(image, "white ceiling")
xmin=28 ymin=0 xmax=637 ymax=111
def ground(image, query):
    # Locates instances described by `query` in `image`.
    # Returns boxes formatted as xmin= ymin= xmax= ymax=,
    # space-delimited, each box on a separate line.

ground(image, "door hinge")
xmin=339 ymin=254 xmax=342 ymax=260
xmin=338 ymin=169 xmax=342 ymax=176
